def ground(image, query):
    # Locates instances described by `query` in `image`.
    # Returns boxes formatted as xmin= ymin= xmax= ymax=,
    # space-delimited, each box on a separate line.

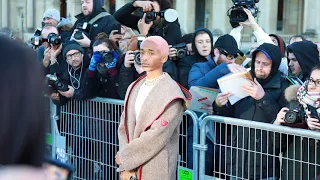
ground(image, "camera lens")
xmin=102 ymin=52 xmax=114 ymax=64
xmin=284 ymin=110 xmax=299 ymax=124
xmin=177 ymin=49 xmax=187 ymax=59
xmin=74 ymin=31 xmax=84 ymax=40
xmin=134 ymin=53 xmax=141 ymax=65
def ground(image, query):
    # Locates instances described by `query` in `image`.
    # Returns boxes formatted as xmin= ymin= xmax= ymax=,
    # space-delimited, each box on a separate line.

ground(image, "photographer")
xmin=113 ymin=0 xmax=181 ymax=45
xmin=52 ymin=41 xmax=98 ymax=106
xmin=70 ymin=0 xmax=119 ymax=49
xmin=37 ymin=26 xmax=64 ymax=76
xmin=169 ymin=33 xmax=193 ymax=65
xmin=88 ymin=32 xmax=122 ymax=98
xmin=42 ymin=9 xmax=73 ymax=43
xmin=273 ymin=64 xmax=320 ymax=180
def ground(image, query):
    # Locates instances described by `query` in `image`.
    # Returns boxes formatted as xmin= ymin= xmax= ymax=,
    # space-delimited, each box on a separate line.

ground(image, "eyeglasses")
xmin=66 ymin=51 xmax=81 ymax=60
xmin=219 ymin=49 xmax=235 ymax=60
xmin=307 ymin=77 xmax=320 ymax=87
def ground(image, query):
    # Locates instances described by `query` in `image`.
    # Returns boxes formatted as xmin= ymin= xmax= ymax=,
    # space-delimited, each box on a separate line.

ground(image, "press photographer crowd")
xmin=1 ymin=0 xmax=320 ymax=179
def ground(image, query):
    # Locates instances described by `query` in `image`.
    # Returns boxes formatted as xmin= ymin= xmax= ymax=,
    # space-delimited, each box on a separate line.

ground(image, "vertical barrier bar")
xmin=50 ymin=100 xmax=58 ymax=159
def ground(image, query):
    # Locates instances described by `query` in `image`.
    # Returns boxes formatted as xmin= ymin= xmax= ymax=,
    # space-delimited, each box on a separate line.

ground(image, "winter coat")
xmin=178 ymin=28 xmax=214 ymax=89
xmin=188 ymin=55 xmax=230 ymax=89
xmin=214 ymin=43 xmax=288 ymax=179
xmin=117 ymin=73 xmax=191 ymax=180
xmin=113 ymin=2 xmax=181 ymax=45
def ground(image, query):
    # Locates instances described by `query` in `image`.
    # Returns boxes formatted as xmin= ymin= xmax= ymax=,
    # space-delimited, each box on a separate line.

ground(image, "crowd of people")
xmin=1 ymin=0 xmax=320 ymax=179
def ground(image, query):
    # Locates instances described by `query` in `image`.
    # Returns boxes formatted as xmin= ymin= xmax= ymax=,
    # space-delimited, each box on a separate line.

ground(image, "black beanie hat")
xmin=63 ymin=41 xmax=84 ymax=59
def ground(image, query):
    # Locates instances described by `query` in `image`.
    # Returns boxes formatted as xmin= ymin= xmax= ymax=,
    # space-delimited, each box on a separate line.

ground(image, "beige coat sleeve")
xmin=118 ymin=100 xmax=184 ymax=171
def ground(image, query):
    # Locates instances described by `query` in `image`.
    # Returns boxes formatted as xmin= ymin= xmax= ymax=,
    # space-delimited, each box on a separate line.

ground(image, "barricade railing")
xmin=197 ymin=115 xmax=320 ymax=180
xmin=49 ymin=97 xmax=200 ymax=180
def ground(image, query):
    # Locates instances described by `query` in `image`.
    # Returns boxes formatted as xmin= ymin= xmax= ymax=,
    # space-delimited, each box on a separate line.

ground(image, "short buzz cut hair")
xmin=41 ymin=25 xmax=58 ymax=36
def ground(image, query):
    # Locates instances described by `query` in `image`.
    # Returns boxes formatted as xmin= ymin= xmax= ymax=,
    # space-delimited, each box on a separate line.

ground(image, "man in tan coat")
xmin=116 ymin=36 xmax=191 ymax=180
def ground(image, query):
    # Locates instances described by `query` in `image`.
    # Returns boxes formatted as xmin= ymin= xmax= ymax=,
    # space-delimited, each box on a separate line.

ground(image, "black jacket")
xmin=178 ymin=28 xmax=214 ymax=89
xmin=113 ymin=2 xmax=181 ymax=45
xmin=213 ymin=43 xmax=288 ymax=179
xmin=53 ymin=66 xmax=99 ymax=106
xmin=287 ymin=40 xmax=320 ymax=82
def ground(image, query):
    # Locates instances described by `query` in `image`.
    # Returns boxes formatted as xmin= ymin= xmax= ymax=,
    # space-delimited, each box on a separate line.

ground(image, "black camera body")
xmin=131 ymin=52 xmax=141 ymax=65
xmin=45 ymin=74 xmax=69 ymax=94
xmin=47 ymin=33 xmax=62 ymax=46
xmin=145 ymin=10 xmax=158 ymax=24
xmin=284 ymin=102 xmax=305 ymax=124
xmin=74 ymin=22 xmax=91 ymax=40
xmin=228 ymin=0 xmax=260 ymax=25
xmin=30 ymin=28 xmax=43 ymax=48
xmin=99 ymin=51 xmax=114 ymax=65
xmin=172 ymin=43 xmax=188 ymax=59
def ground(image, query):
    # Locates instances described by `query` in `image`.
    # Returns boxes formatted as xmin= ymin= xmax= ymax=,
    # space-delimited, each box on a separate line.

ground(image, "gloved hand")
xmin=89 ymin=51 xmax=102 ymax=71
xmin=105 ymin=52 xmax=119 ymax=69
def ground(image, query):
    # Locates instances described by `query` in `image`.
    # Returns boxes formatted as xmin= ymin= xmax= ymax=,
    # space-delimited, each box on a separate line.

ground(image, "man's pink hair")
xmin=140 ymin=36 xmax=169 ymax=58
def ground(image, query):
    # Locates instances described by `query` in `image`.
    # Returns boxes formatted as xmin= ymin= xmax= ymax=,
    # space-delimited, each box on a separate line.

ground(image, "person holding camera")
xmin=42 ymin=9 xmax=73 ymax=43
xmin=116 ymin=36 xmax=191 ymax=180
xmin=88 ymin=32 xmax=122 ymax=98
xmin=168 ymin=33 xmax=193 ymax=66
xmin=114 ymin=0 xmax=181 ymax=45
xmin=70 ymin=0 xmax=119 ymax=49
xmin=39 ymin=26 xmax=64 ymax=73
xmin=52 ymin=41 xmax=98 ymax=106
xmin=213 ymin=43 xmax=287 ymax=179
xmin=273 ymin=64 xmax=320 ymax=180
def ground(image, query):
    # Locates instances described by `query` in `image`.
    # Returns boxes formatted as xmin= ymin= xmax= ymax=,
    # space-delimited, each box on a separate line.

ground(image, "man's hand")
xmin=49 ymin=93 xmax=60 ymax=101
xmin=168 ymin=45 xmax=177 ymax=59
xmin=133 ymin=1 xmax=154 ymax=12
xmin=124 ymin=51 xmax=135 ymax=68
xmin=274 ymin=107 xmax=289 ymax=125
xmin=215 ymin=92 xmax=233 ymax=107
xmin=58 ymin=85 xmax=74 ymax=98
xmin=49 ymin=44 xmax=62 ymax=65
xmin=242 ymin=78 xmax=265 ymax=100
xmin=306 ymin=111 xmax=320 ymax=131
xmin=71 ymin=29 xmax=91 ymax=48
xmin=43 ymin=47 xmax=51 ymax=67
xmin=109 ymin=30 xmax=123 ymax=42
xmin=227 ymin=63 xmax=247 ymax=73
xmin=138 ymin=13 xmax=153 ymax=36
xmin=239 ymin=8 xmax=260 ymax=31
xmin=200 ymin=101 xmax=213 ymax=115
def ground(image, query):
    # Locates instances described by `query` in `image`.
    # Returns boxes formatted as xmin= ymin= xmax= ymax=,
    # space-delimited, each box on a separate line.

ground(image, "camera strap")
xmin=88 ymin=12 xmax=110 ymax=25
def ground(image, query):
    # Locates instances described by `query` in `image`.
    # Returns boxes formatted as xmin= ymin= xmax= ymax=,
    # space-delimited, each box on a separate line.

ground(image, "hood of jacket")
xmin=287 ymin=40 xmax=319 ymax=80
xmin=269 ymin=34 xmax=286 ymax=57
xmin=75 ymin=0 xmax=105 ymax=20
xmin=251 ymin=43 xmax=282 ymax=86
xmin=191 ymin=28 xmax=214 ymax=59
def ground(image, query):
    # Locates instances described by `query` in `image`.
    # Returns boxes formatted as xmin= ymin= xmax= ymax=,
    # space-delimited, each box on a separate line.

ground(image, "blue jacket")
xmin=188 ymin=55 xmax=230 ymax=89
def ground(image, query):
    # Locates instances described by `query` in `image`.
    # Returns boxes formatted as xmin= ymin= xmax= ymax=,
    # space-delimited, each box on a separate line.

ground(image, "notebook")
xmin=188 ymin=86 xmax=220 ymax=113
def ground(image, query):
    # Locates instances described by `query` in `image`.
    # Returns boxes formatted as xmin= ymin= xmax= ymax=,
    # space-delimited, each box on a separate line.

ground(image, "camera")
xmin=141 ymin=8 xmax=178 ymax=24
xmin=30 ymin=28 xmax=43 ymax=48
xmin=172 ymin=43 xmax=188 ymax=59
xmin=228 ymin=0 xmax=260 ymax=25
xmin=284 ymin=101 xmax=305 ymax=124
xmin=131 ymin=52 xmax=141 ymax=65
xmin=99 ymin=51 xmax=115 ymax=65
xmin=74 ymin=22 xmax=90 ymax=40
xmin=45 ymin=74 xmax=69 ymax=94
xmin=47 ymin=33 xmax=62 ymax=46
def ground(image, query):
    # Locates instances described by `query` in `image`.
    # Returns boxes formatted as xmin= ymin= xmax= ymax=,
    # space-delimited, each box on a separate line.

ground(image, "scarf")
xmin=297 ymin=81 xmax=320 ymax=114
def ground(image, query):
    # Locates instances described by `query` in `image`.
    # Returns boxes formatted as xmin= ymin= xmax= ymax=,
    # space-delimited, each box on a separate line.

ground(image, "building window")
xmin=277 ymin=0 xmax=284 ymax=31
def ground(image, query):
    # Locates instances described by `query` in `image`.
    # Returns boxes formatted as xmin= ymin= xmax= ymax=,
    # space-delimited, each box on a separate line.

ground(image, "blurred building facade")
xmin=0 ymin=0 xmax=319 ymax=42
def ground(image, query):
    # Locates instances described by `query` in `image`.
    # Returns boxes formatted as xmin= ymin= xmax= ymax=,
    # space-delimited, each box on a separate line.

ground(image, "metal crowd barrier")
xmin=49 ymin=97 xmax=200 ymax=180
xmin=197 ymin=115 xmax=320 ymax=180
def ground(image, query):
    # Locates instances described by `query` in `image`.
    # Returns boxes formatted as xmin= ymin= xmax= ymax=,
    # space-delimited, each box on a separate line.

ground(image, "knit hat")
xmin=63 ymin=41 xmax=84 ymax=59
xmin=43 ymin=9 xmax=61 ymax=22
